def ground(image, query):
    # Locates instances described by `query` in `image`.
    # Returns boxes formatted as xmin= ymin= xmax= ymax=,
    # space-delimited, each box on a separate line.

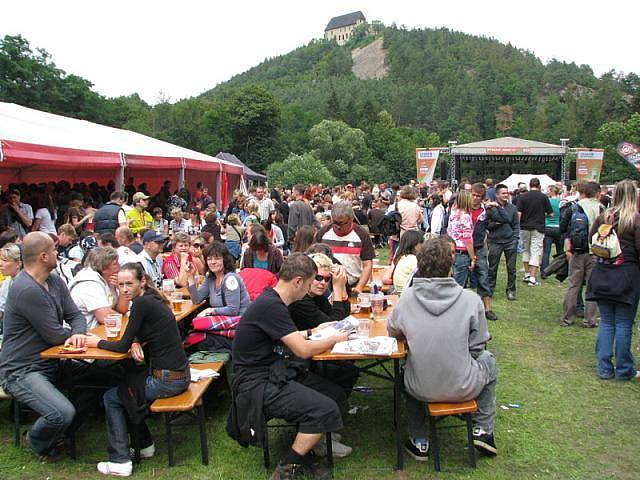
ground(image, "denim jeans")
xmin=452 ymin=252 xmax=471 ymax=288
xmin=541 ymin=227 xmax=563 ymax=274
xmin=469 ymin=247 xmax=492 ymax=298
xmin=103 ymin=370 xmax=189 ymax=462
xmin=595 ymin=301 xmax=639 ymax=380
xmin=406 ymin=350 xmax=498 ymax=437
xmin=4 ymin=367 xmax=75 ymax=455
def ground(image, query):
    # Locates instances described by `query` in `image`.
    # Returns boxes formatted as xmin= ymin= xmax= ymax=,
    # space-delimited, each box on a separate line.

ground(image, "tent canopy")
xmin=452 ymin=137 xmax=565 ymax=156
xmin=0 ymin=102 xmax=242 ymax=174
xmin=499 ymin=174 xmax=557 ymax=192
xmin=216 ymin=152 xmax=266 ymax=182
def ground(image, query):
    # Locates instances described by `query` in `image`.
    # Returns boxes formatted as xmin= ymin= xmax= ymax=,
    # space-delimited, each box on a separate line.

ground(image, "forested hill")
xmin=205 ymin=25 xmax=634 ymax=148
xmin=2 ymin=26 xmax=639 ymax=184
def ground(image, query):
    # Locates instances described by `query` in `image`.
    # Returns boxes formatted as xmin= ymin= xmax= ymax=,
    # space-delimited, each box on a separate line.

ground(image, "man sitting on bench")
xmin=228 ymin=253 xmax=350 ymax=480
xmin=387 ymin=237 xmax=498 ymax=460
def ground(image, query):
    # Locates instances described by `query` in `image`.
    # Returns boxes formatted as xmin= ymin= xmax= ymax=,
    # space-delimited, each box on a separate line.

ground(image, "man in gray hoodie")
xmin=388 ymin=237 xmax=498 ymax=460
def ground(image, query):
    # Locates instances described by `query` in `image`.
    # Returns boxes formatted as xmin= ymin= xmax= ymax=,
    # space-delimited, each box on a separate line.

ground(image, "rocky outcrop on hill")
xmin=351 ymin=38 xmax=388 ymax=80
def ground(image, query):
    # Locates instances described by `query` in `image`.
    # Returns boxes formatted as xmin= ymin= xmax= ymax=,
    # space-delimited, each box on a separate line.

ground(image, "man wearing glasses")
xmin=314 ymin=202 xmax=375 ymax=295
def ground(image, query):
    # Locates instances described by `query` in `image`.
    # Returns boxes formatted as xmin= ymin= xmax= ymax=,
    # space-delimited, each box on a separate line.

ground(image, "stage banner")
xmin=416 ymin=148 xmax=440 ymax=183
xmin=576 ymin=149 xmax=604 ymax=182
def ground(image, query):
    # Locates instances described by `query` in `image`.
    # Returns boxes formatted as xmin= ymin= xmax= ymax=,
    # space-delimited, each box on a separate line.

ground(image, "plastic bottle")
xmin=371 ymin=284 xmax=385 ymax=320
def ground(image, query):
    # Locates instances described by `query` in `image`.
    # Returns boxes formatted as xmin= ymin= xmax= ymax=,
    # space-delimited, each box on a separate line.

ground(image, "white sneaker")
xmin=97 ymin=461 xmax=132 ymax=477
xmin=129 ymin=443 xmax=155 ymax=459
xmin=312 ymin=437 xmax=353 ymax=458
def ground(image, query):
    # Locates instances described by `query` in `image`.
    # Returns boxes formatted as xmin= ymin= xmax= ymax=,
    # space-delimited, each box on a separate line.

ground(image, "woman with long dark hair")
xmin=587 ymin=180 xmax=640 ymax=380
xmin=383 ymin=230 xmax=423 ymax=295
xmin=85 ymin=262 xmax=189 ymax=476
xmin=186 ymin=242 xmax=250 ymax=352
xmin=292 ymin=225 xmax=316 ymax=254
xmin=240 ymin=226 xmax=284 ymax=273
xmin=31 ymin=190 xmax=57 ymax=235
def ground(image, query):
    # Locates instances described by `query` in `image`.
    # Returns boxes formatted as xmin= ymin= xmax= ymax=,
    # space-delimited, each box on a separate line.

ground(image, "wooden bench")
xmin=427 ymin=400 xmax=478 ymax=471
xmin=0 ymin=387 xmax=20 ymax=448
xmin=150 ymin=362 xmax=224 ymax=466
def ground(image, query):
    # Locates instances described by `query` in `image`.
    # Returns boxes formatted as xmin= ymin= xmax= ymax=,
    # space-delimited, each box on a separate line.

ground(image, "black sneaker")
xmin=472 ymin=427 xmax=497 ymax=456
xmin=485 ymin=310 xmax=498 ymax=321
xmin=270 ymin=462 xmax=304 ymax=480
xmin=405 ymin=438 xmax=429 ymax=462
xmin=302 ymin=454 xmax=332 ymax=480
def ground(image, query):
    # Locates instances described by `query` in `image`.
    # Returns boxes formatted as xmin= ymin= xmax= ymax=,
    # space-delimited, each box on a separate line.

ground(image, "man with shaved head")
xmin=0 ymin=232 xmax=87 ymax=461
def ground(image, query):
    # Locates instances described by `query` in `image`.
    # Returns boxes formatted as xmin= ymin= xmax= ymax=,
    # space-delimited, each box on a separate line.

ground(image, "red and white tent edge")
xmin=0 ymin=102 xmax=243 ymax=209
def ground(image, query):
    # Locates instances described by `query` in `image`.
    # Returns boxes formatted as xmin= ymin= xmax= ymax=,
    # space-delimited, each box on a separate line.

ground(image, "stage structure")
xmin=446 ymin=137 xmax=567 ymax=184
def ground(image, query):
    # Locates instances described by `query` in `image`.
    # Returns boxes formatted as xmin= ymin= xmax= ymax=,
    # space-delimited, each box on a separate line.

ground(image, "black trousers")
xmin=488 ymin=241 xmax=517 ymax=295
xmin=263 ymin=371 xmax=344 ymax=434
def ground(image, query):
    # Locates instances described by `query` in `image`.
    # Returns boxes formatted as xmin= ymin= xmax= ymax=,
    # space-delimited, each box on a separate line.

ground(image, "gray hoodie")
xmin=387 ymin=277 xmax=490 ymax=402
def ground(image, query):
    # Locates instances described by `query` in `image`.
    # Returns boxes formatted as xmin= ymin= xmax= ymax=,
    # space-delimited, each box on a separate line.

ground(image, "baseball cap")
xmin=142 ymin=231 xmax=167 ymax=244
xmin=132 ymin=192 xmax=150 ymax=203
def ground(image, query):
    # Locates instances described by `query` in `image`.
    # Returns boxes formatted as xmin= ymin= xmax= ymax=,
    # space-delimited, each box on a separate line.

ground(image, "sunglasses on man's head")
xmin=314 ymin=274 xmax=332 ymax=283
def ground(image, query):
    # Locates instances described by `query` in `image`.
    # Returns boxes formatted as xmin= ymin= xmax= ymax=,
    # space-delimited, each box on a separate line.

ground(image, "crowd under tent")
xmin=448 ymin=137 xmax=566 ymax=183
xmin=0 ymin=102 xmax=243 ymax=209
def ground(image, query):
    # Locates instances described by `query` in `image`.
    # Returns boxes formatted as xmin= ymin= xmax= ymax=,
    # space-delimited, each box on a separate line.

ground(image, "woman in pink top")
xmin=446 ymin=190 xmax=476 ymax=287
xmin=397 ymin=186 xmax=423 ymax=237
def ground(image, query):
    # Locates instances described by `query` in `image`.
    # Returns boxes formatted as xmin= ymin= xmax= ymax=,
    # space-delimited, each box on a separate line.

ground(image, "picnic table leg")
xmin=394 ymin=358 xmax=404 ymax=470
xmin=198 ymin=403 xmax=209 ymax=465
xmin=325 ymin=431 xmax=333 ymax=470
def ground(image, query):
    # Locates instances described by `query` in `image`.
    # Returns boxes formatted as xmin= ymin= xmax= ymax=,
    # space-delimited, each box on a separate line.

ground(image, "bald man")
xmin=0 ymin=232 xmax=86 ymax=461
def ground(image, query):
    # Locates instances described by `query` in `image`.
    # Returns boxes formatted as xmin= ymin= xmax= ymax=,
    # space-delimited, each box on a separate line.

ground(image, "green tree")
xmin=266 ymin=152 xmax=335 ymax=187
xmin=226 ymin=86 xmax=281 ymax=172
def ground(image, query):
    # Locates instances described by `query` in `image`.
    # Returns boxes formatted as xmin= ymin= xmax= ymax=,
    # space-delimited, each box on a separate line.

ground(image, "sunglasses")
xmin=332 ymin=219 xmax=352 ymax=228
xmin=193 ymin=243 xmax=205 ymax=248
xmin=314 ymin=274 xmax=332 ymax=283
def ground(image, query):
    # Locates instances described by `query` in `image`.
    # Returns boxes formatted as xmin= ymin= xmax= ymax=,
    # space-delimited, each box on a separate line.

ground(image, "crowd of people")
xmin=0 ymin=173 xmax=637 ymax=479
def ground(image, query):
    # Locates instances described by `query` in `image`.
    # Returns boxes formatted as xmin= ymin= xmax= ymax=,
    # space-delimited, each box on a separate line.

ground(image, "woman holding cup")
xmin=85 ymin=262 xmax=189 ymax=477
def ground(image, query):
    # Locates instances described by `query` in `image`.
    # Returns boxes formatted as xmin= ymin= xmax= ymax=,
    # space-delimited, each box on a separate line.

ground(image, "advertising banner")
xmin=416 ymin=148 xmax=440 ymax=183
xmin=576 ymin=149 xmax=604 ymax=182
xmin=617 ymin=141 xmax=640 ymax=172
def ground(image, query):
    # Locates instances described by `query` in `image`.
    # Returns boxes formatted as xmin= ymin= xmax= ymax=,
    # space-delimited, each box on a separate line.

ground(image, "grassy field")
xmin=1 ymin=251 xmax=639 ymax=479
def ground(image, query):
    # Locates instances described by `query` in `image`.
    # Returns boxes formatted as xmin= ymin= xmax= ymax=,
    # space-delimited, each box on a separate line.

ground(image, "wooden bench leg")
xmin=428 ymin=415 xmax=440 ymax=472
xmin=465 ymin=413 xmax=476 ymax=468
xmin=198 ymin=404 xmax=208 ymax=465
xmin=165 ymin=413 xmax=175 ymax=467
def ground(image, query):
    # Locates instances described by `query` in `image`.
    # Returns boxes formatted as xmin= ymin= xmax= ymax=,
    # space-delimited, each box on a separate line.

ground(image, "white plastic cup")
xmin=357 ymin=320 xmax=371 ymax=338
xmin=105 ymin=313 xmax=122 ymax=339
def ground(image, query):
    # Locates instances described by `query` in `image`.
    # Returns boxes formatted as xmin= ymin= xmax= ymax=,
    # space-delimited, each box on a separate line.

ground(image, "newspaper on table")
xmin=190 ymin=368 xmax=220 ymax=382
xmin=309 ymin=316 xmax=359 ymax=341
xmin=331 ymin=336 xmax=398 ymax=356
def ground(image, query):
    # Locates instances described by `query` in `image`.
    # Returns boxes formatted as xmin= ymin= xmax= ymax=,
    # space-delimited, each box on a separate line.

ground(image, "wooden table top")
xmin=173 ymin=298 xmax=205 ymax=322
xmin=313 ymin=294 xmax=405 ymax=361
xmin=41 ymin=322 xmax=130 ymax=361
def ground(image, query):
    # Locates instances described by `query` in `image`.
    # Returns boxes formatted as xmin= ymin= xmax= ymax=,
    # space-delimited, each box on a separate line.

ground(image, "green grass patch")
xmin=0 ymin=251 xmax=638 ymax=479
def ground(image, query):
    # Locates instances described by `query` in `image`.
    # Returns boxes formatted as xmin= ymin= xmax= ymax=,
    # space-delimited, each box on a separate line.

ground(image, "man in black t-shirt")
xmin=516 ymin=178 xmax=553 ymax=286
xmin=229 ymin=254 xmax=351 ymax=479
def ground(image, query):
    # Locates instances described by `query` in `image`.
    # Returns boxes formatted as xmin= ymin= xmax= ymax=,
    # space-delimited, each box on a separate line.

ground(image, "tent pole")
xmin=117 ymin=153 xmax=126 ymax=191
xmin=0 ymin=140 xmax=4 ymax=163
xmin=216 ymin=164 xmax=222 ymax=209
xmin=179 ymin=158 xmax=186 ymax=190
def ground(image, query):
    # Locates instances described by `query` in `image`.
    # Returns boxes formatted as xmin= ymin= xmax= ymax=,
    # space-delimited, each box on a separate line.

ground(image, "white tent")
xmin=499 ymin=174 xmax=556 ymax=192
xmin=0 ymin=102 xmax=243 ymax=207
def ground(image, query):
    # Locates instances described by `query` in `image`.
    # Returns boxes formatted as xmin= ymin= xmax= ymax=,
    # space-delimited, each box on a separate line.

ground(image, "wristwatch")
xmin=307 ymin=329 xmax=313 ymax=339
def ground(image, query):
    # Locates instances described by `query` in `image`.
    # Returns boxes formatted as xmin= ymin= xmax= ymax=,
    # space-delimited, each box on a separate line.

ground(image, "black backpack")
xmin=380 ymin=207 xmax=402 ymax=237
xmin=568 ymin=203 xmax=590 ymax=252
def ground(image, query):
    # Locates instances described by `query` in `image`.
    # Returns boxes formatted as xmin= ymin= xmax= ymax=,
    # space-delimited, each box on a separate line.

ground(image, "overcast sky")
xmin=2 ymin=0 xmax=637 ymax=105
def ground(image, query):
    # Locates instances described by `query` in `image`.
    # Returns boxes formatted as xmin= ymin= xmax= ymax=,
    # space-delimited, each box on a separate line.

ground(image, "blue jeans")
xmin=596 ymin=301 xmax=639 ymax=380
xmin=452 ymin=252 xmax=471 ymax=288
xmin=541 ymin=227 xmax=563 ymax=274
xmin=4 ymin=367 xmax=75 ymax=455
xmin=469 ymin=247 xmax=492 ymax=298
xmin=104 ymin=370 xmax=189 ymax=462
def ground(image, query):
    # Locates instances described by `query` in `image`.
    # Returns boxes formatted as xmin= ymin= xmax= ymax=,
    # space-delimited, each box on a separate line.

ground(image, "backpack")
xmin=591 ymin=218 xmax=622 ymax=261
xmin=381 ymin=200 xmax=402 ymax=237
xmin=568 ymin=204 xmax=590 ymax=252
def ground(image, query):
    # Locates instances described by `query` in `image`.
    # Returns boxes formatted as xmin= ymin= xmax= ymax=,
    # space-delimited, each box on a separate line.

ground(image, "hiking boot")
xmin=485 ymin=310 xmax=498 ymax=321
xmin=97 ymin=461 xmax=133 ymax=477
xmin=405 ymin=437 xmax=429 ymax=461
xmin=270 ymin=463 xmax=304 ymax=480
xmin=22 ymin=432 xmax=66 ymax=463
xmin=129 ymin=443 xmax=155 ymax=459
xmin=472 ymin=427 xmax=497 ymax=456
xmin=506 ymin=291 xmax=516 ymax=301
xmin=302 ymin=454 xmax=332 ymax=480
